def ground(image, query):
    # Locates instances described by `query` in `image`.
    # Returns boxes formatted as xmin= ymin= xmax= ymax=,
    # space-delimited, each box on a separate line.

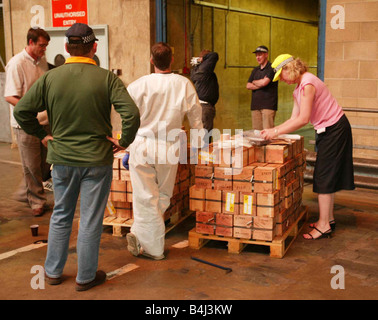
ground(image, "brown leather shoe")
xmin=75 ymin=270 xmax=107 ymax=292
xmin=32 ymin=207 xmax=45 ymax=217
xmin=45 ymin=273 xmax=62 ymax=285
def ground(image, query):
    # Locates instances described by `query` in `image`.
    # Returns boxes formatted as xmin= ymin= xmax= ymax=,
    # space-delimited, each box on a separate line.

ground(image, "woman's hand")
xmin=261 ymin=127 xmax=279 ymax=140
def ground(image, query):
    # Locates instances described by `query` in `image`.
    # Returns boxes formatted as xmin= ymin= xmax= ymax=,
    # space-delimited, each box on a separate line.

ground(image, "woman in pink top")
xmin=261 ymin=55 xmax=354 ymax=240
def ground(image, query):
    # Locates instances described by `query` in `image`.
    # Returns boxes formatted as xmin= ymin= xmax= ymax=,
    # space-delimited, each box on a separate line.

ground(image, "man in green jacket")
xmin=14 ymin=23 xmax=140 ymax=291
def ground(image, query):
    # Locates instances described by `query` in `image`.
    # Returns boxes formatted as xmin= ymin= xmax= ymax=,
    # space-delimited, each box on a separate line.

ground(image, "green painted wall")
xmin=168 ymin=0 xmax=319 ymax=149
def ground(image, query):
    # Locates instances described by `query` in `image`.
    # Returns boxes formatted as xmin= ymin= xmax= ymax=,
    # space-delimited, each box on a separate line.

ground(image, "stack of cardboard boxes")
xmin=190 ymin=135 xmax=306 ymax=241
xmin=107 ymin=154 xmax=192 ymax=222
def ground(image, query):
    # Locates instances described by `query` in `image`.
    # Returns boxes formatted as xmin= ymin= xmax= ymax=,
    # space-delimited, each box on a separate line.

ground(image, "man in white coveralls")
xmin=126 ymin=42 xmax=203 ymax=260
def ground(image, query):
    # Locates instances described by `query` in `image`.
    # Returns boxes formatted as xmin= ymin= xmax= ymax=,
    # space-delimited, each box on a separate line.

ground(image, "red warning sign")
xmin=52 ymin=0 xmax=88 ymax=27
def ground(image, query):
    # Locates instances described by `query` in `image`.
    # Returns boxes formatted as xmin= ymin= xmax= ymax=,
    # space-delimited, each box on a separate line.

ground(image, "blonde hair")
xmin=282 ymin=58 xmax=308 ymax=81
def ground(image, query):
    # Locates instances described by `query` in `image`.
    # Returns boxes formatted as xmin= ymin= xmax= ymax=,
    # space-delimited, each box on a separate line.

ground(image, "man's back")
xmin=127 ymin=73 xmax=202 ymax=137
xmin=15 ymin=59 xmax=139 ymax=166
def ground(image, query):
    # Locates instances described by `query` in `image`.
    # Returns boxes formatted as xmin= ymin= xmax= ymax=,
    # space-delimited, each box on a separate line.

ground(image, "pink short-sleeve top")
xmin=293 ymin=72 xmax=344 ymax=131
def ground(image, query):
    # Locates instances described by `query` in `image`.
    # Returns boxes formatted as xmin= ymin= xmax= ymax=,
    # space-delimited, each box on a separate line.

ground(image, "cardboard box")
xmin=213 ymin=142 xmax=232 ymax=167
xmin=113 ymin=201 xmax=133 ymax=219
xmin=256 ymin=191 xmax=280 ymax=207
xmin=232 ymin=166 xmax=255 ymax=193
xmin=239 ymin=192 xmax=256 ymax=215
xmin=205 ymin=189 xmax=222 ymax=212
xmin=197 ymin=145 xmax=215 ymax=166
xmin=248 ymin=147 xmax=255 ymax=165
xmin=254 ymin=166 xmax=277 ymax=193
xmin=231 ymin=146 xmax=249 ymax=168
xmin=196 ymin=211 xmax=215 ymax=224
xmin=233 ymin=226 xmax=252 ymax=239
xmin=179 ymin=178 xmax=190 ymax=193
xmin=215 ymin=225 xmax=233 ymax=237
xmin=256 ymin=203 xmax=280 ymax=217
xmin=109 ymin=180 xmax=127 ymax=202
xmin=253 ymin=216 xmax=275 ymax=230
xmin=253 ymin=215 xmax=276 ymax=241
xmin=254 ymin=166 xmax=277 ymax=182
xmin=120 ymin=168 xmax=131 ymax=181
xmin=195 ymin=165 xmax=214 ymax=189
xmin=214 ymin=167 xmax=233 ymax=191
xmin=196 ymin=222 xmax=215 ymax=235
xmin=265 ymin=144 xmax=289 ymax=164
xmin=113 ymin=158 xmax=120 ymax=180
xmin=253 ymin=228 xmax=275 ymax=241
xmin=269 ymin=139 xmax=293 ymax=160
xmin=216 ymin=212 xmax=234 ymax=227
xmin=254 ymin=145 xmax=266 ymax=162
xmin=189 ymin=185 xmax=206 ymax=212
xmin=284 ymin=193 xmax=293 ymax=209
xmin=234 ymin=214 xmax=253 ymax=228
xmin=222 ymin=190 xmax=240 ymax=214
xmin=126 ymin=181 xmax=133 ymax=202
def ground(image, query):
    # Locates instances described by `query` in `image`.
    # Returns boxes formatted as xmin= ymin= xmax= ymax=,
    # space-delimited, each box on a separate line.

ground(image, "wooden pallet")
xmin=102 ymin=210 xmax=194 ymax=237
xmin=188 ymin=205 xmax=309 ymax=258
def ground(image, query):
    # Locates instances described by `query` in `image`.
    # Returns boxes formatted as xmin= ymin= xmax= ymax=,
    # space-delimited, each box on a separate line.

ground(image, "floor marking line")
xmin=0 ymin=243 xmax=47 ymax=261
xmin=106 ymin=263 xmax=139 ymax=280
xmin=0 ymin=159 xmax=22 ymax=166
xmin=171 ymin=240 xmax=189 ymax=248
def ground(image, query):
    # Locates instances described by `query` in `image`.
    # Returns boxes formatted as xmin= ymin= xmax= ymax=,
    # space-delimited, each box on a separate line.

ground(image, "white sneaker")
xmin=141 ymin=251 xmax=165 ymax=260
xmin=126 ymin=233 xmax=165 ymax=260
xmin=126 ymin=232 xmax=141 ymax=257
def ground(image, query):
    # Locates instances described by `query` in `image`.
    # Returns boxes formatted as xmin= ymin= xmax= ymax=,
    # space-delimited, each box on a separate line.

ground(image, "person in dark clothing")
xmin=190 ymin=50 xmax=219 ymax=136
xmin=246 ymin=45 xmax=278 ymax=130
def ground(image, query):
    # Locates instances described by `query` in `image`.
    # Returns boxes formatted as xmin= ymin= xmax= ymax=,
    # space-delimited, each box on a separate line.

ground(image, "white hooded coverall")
xmin=127 ymin=73 xmax=203 ymax=257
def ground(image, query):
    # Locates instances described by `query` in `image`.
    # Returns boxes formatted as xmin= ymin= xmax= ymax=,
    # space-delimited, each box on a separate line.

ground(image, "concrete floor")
xmin=0 ymin=141 xmax=377 ymax=301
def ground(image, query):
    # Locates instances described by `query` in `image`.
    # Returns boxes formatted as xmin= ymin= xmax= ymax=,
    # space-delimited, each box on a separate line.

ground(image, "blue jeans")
xmin=44 ymin=165 xmax=112 ymax=284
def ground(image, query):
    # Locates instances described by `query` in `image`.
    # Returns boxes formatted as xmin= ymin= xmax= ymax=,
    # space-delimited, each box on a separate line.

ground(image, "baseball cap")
xmin=65 ymin=23 xmax=98 ymax=44
xmin=253 ymin=46 xmax=269 ymax=53
xmin=271 ymin=54 xmax=294 ymax=82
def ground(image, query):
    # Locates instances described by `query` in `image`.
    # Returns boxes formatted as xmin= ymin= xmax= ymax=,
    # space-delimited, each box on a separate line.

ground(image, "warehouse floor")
xmin=0 ymin=142 xmax=377 ymax=302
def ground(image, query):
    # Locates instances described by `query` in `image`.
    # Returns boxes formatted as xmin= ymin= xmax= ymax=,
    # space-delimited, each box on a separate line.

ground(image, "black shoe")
xmin=309 ymin=220 xmax=336 ymax=231
xmin=75 ymin=270 xmax=106 ymax=292
xmin=303 ymin=227 xmax=332 ymax=240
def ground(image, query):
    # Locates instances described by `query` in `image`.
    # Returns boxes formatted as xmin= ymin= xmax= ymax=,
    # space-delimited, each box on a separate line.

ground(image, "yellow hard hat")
xmin=272 ymin=54 xmax=294 ymax=82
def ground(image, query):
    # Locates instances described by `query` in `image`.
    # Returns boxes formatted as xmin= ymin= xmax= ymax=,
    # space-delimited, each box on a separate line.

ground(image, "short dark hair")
xmin=27 ymin=27 xmax=50 ymax=44
xmin=66 ymin=38 xmax=95 ymax=56
xmin=151 ymin=42 xmax=172 ymax=71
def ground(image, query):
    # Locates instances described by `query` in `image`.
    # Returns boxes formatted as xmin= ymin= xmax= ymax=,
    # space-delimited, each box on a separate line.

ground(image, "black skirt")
xmin=313 ymin=114 xmax=355 ymax=194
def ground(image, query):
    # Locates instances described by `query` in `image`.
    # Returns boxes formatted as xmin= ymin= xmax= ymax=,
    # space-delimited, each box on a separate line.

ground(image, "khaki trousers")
xmin=251 ymin=109 xmax=276 ymax=130
xmin=14 ymin=128 xmax=49 ymax=209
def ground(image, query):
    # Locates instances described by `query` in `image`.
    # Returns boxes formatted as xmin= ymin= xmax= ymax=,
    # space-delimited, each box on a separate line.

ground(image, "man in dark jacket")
xmin=190 ymin=50 xmax=219 ymax=136
xmin=246 ymin=45 xmax=278 ymax=130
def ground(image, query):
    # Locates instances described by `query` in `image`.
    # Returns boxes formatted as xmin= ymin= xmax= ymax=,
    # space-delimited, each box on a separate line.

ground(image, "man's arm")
xmin=5 ymin=96 xmax=20 ymax=106
xmin=13 ymin=77 xmax=48 ymax=140
xmin=200 ymin=52 xmax=219 ymax=72
xmin=110 ymin=76 xmax=140 ymax=150
xmin=246 ymin=76 xmax=270 ymax=91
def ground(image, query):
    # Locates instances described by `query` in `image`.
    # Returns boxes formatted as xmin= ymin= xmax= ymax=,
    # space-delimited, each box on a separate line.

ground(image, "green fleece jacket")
xmin=14 ymin=57 xmax=140 ymax=167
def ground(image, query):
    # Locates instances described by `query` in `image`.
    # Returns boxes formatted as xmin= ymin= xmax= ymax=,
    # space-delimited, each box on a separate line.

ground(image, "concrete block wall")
xmin=1 ymin=0 xmax=152 ymax=137
xmin=325 ymin=0 xmax=378 ymax=160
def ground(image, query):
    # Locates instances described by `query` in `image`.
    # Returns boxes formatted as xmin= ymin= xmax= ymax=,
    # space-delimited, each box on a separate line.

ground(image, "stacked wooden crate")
xmin=189 ymin=135 xmax=306 ymax=242
xmin=107 ymin=153 xmax=192 ymax=223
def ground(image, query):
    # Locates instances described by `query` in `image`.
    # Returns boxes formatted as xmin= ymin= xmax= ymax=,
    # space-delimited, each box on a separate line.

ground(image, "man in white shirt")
xmin=112 ymin=42 xmax=203 ymax=260
xmin=4 ymin=27 xmax=51 ymax=216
